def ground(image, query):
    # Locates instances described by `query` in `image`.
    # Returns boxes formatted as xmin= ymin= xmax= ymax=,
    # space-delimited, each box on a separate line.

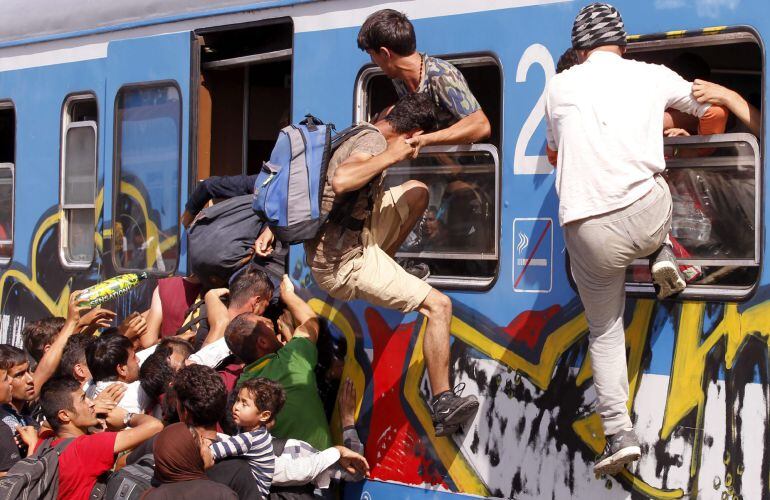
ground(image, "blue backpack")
xmin=252 ymin=115 xmax=372 ymax=244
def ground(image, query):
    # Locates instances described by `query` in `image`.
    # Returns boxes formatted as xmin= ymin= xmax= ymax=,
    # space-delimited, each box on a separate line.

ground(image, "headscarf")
xmin=572 ymin=3 xmax=627 ymax=50
xmin=152 ymin=422 xmax=207 ymax=483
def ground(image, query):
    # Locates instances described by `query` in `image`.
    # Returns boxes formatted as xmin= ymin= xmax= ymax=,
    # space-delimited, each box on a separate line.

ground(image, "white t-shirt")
xmin=545 ymin=51 xmax=710 ymax=225
xmin=86 ymin=380 xmax=151 ymax=414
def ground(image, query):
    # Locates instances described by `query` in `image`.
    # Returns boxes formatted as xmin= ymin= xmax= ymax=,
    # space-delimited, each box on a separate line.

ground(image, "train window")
xmin=355 ymin=55 xmax=502 ymax=289
xmin=382 ymin=146 xmax=499 ymax=286
xmin=0 ymin=103 xmax=15 ymax=265
xmin=113 ymin=84 xmax=181 ymax=274
xmin=623 ymin=29 xmax=762 ymax=299
xmin=624 ymin=134 xmax=759 ymax=298
xmin=60 ymin=94 xmax=97 ymax=268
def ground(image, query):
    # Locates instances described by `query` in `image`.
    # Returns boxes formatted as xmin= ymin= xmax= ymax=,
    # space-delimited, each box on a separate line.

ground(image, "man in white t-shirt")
xmin=544 ymin=3 xmax=727 ymax=475
xmin=85 ymin=332 xmax=150 ymax=414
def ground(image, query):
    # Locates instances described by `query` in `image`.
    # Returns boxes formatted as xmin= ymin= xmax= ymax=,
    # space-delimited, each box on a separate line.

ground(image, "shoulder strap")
xmin=330 ymin=123 xmax=377 ymax=151
xmin=35 ymin=437 xmax=75 ymax=456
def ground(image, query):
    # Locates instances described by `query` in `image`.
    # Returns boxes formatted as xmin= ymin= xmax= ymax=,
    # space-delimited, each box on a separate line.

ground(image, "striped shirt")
xmin=210 ymin=426 xmax=274 ymax=497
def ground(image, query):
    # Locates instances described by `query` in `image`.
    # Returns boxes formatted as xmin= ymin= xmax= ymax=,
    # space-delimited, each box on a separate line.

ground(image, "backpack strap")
xmin=326 ymin=123 xmax=381 ymax=232
xmin=35 ymin=437 xmax=75 ymax=457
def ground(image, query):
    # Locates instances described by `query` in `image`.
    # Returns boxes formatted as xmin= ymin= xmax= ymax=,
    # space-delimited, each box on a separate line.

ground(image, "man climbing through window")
xmin=544 ymin=3 xmax=727 ymax=475
xmin=256 ymin=93 xmax=479 ymax=437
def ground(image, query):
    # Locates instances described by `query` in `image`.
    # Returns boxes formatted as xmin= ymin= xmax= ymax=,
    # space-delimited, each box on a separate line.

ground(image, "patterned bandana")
xmin=571 ymin=3 xmax=627 ymax=50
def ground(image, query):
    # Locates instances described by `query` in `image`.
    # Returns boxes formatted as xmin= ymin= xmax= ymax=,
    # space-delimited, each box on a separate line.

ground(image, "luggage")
xmin=0 ymin=437 xmax=74 ymax=500
xmin=187 ymin=194 xmax=267 ymax=288
xmin=101 ymin=453 xmax=155 ymax=500
xmin=253 ymin=115 xmax=373 ymax=244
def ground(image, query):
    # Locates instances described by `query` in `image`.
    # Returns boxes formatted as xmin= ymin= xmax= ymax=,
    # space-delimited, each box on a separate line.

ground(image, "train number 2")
xmin=514 ymin=44 xmax=555 ymax=175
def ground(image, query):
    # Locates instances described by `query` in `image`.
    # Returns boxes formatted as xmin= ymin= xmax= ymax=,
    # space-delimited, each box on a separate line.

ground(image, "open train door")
xmin=103 ymin=32 xmax=194 ymax=278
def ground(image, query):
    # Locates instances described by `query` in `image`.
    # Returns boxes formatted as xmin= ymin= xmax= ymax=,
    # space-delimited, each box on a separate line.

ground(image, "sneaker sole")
xmin=593 ymin=445 xmax=641 ymax=476
xmin=434 ymin=399 xmax=480 ymax=437
xmin=651 ymin=261 xmax=686 ymax=300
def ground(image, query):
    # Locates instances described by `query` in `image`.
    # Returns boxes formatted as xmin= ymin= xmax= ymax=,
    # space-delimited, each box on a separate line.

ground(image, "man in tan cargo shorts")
xmin=257 ymin=93 xmax=479 ymax=436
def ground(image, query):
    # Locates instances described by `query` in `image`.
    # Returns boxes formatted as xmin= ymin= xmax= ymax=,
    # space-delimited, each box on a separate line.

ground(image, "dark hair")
xmin=556 ymin=48 xmax=579 ymax=74
xmin=0 ymin=345 xmax=27 ymax=371
xmin=238 ymin=378 xmax=286 ymax=423
xmin=172 ymin=364 xmax=227 ymax=426
xmin=86 ymin=332 xmax=132 ymax=382
xmin=58 ymin=333 xmax=94 ymax=379
xmin=40 ymin=377 xmax=80 ymax=431
xmin=22 ymin=317 xmax=65 ymax=362
xmin=384 ymin=93 xmax=440 ymax=134
xmin=669 ymin=52 xmax=711 ymax=82
xmin=140 ymin=351 xmax=174 ymax=403
xmin=157 ymin=337 xmax=194 ymax=360
xmin=229 ymin=265 xmax=274 ymax=309
xmin=357 ymin=9 xmax=416 ymax=56
xmin=224 ymin=313 xmax=274 ymax=365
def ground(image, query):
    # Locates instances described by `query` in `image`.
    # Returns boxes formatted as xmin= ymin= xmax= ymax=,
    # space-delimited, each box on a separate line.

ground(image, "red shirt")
xmin=157 ymin=277 xmax=201 ymax=337
xmin=36 ymin=432 xmax=117 ymax=500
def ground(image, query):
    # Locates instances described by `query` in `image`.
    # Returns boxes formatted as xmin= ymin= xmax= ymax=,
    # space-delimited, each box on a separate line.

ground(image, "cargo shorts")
xmin=312 ymin=184 xmax=433 ymax=313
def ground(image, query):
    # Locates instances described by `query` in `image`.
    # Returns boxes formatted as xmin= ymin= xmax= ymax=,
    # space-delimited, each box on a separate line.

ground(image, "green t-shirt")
xmin=239 ymin=337 xmax=332 ymax=450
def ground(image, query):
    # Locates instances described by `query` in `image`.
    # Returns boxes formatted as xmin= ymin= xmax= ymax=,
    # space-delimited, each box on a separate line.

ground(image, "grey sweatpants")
xmin=564 ymin=176 xmax=672 ymax=436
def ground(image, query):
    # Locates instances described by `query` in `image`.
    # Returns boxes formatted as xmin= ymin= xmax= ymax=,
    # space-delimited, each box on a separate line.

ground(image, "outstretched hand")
xmin=78 ymin=307 xmax=116 ymax=335
xmin=335 ymin=446 xmax=370 ymax=477
xmin=338 ymin=378 xmax=357 ymax=428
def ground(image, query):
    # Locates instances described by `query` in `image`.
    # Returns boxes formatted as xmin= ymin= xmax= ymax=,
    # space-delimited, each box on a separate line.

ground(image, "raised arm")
xmin=331 ymin=139 xmax=415 ymax=195
xmin=182 ymin=175 xmax=257 ymax=227
xmin=202 ymin=288 xmax=230 ymax=346
xmin=279 ymin=276 xmax=319 ymax=344
xmin=32 ymin=292 xmax=85 ymax=397
xmin=142 ymin=286 xmax=163 ymax=348
xmin=693 ymin=79 xmax=759 ymax=136
xmin=107 ymin=408 xmax=164 ymax=454
xmin=408 ymin=110 xmax=491 ymax=153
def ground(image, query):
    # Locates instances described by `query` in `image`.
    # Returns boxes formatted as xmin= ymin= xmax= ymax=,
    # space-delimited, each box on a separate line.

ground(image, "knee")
xmin=424 ymin=290 xmax=452 ymax=319
xmin=401 ymin=180 xmax=429 ymax=211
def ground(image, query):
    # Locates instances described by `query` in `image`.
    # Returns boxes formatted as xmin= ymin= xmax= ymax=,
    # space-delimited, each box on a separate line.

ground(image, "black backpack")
xmin=0 ymin=437 xmax=74 ymax=500
xmin=101 ymin=453 xmax=155 ymax=500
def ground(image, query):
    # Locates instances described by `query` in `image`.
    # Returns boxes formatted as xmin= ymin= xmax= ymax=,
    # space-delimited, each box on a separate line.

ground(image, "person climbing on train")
xmin=544 ymin=2 xmax=728 ymax=476
xmin=256 ymin=93 xmax=479 ymax=437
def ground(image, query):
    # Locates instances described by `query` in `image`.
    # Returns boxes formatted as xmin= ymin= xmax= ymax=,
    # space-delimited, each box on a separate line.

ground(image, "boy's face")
xmin=61 ymin=388 xmax=97 ymax=430
xmin=0 ymin=369 xmax=12 ymax=404
xmin=232 ymin=388 xmax=271 ymax=429
xmin=9 ymin=362 xmax=34 ymax=402
xmin=118 ymin=347 xmax=140 ymax=383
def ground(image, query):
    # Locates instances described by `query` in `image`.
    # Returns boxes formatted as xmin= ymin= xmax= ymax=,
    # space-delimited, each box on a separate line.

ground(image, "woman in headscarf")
xmin=142 ymin=422 xmax=237 ymax=499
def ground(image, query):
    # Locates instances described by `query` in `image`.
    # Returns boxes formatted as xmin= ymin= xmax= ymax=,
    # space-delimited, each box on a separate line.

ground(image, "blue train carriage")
xmin=0 ymin=0 xmax=767 ymax=498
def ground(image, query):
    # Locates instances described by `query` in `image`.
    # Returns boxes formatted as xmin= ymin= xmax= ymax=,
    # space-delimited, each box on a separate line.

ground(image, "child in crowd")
xmin=209 ymin=377 xmax=284 ymax=498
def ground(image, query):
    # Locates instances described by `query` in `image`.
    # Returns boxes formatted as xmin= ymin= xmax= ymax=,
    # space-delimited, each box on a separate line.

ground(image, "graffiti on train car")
xmin=0 ymin=183 xmax=176 ymax=344
xmin=2 ymin=191 xmax=768 ymax=500
xmin=306 ymin=277 xmax=770 ymax=499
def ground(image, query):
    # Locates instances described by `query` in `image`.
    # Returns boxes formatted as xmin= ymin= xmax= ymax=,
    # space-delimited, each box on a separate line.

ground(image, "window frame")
xmin=111 ymin=80 xmax=183 ymax=276
xmin=623 ymin=133 xmax=761 ymax=300
xmin=0 ymin=100 xmax=15 ymax=267
xmin=620 ymin=27 xmax=764 ymax=301
xmin=59 ymin=93 xmax=98 ymax=270
xmin=353 ymin=53 xmax=503 ymax=290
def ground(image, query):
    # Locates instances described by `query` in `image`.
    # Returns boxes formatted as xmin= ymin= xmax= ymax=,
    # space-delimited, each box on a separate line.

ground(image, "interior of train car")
xmin=624 ymin=29 xmax=763 ymax=298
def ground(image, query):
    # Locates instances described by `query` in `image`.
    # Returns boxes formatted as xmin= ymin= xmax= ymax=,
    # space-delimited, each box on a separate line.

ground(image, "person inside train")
xmin=357 ymin=9 xmax=491 ymax=156
xmin=544 ymin=2 xmax=728 ymax=475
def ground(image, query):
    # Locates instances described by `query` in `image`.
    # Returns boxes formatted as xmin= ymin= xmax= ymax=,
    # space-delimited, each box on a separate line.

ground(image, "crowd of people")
xmin=0 ymin=3 xmax=763 ymax=498
xmin=0 ymin=8 xmax=488 ymax=500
